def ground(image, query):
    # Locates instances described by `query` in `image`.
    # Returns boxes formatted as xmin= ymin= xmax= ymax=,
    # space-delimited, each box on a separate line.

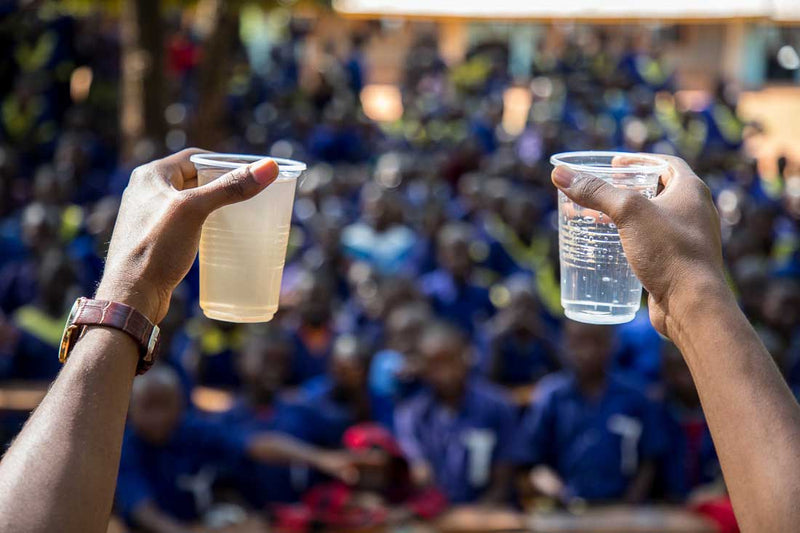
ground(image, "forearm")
xmin=0 ymin=327 xmax=138 ymax=533
xmin=624 ymin=460 xmax=655 ymax=503
xmin=669 ymin=279 xmax=800 ymax=531
xmin=247 ymin=433 xmax=323 ymax=466
xmin=480 ymin=463 xmax=512 ymax=505
xmin=132 ymin=501 xmax=192 ymax=533
xmin=528 ymin=464 xmax=566 ymax=501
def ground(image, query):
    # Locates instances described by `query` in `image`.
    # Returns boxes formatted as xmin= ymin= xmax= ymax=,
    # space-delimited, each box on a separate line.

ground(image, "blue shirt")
xmin=421 ymin=270 xmax=494 ymax=335
xmin=513 ymin=373 xmax=666 ymax=501
xmin=289 ymin=328 xmax=334 ymax=385
xmin=340 ymin=222 xmax=419 ymax=276
xmin=654 ymin=400 xmax=718 ymax=500
xmin=115 ymin=415 xmax=248 ymax=524
xmin=217 ymin=397 xmax=316 ymax=507
xmin=486 ymin=330 xmax=558 ymax=386
xmin=395 ymin=378 xmax=516 ymax=503
xmin=299 ymin=375 xmax=385 ymax=446
xmin=614 ymin=310 xmax=664 ymax=387
xmin=368 ymin=349 xmax=423 ymax=430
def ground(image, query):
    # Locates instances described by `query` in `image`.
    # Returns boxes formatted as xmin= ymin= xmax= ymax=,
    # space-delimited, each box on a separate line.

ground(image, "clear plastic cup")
xmin=550 ymin=151 xmax=668 ymax=325
xmin=190 ymin=153 xmax=306 ymax=323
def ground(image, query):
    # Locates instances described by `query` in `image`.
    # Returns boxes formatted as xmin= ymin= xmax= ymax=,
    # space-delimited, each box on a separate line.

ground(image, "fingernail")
xmin=249 ymin=158 xmax=279 ymax=185
xmin=552 ymin=166 xmax=575 ymax=188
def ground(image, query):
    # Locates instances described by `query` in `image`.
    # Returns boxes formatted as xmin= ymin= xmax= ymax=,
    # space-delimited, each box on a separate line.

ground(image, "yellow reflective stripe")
xmin=536 ymin=262 xmax=562 ymax=317
xmin=712 ymin=104 xmax=743 ymax=144
xmin=200 ymin=327 xmax=226 ymax=355
xmin=15 ymin=32 xmax=57 ymax=72
xmin=13 ymin=306 xmax=66 ymax=347
xmin=60 ymin=204 xmax=84 ymax=242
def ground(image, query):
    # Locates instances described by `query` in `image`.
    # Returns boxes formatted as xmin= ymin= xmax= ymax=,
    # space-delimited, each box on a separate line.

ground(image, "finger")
xmin=158 ymin=147 xmax=208 ymax=190
xmin=648 ymin=153 xmax=695 ymax=190
xmin=184 ymin=158 xmax=279 ymax=214
xmin=339 ymin=465 xmax=359 ymax=485
xmin=613 ymin=152 xmax=668 ymax=195
xmin=552 ymin=166 xmax=652 ymax=225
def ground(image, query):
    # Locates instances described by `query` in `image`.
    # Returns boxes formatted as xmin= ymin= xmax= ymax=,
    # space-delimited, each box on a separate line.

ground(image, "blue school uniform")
xmin=614 ymin=310 xmax=664 ymax=387
xmin=420 ymin=270 xmax=494 ymax=335
xmin=486 ymin=331 xmax=558 ymax=386
xmin=218 ymin=397 xmax=316 ymax=507
xmin=115 ymin=415 xmax=248 ymax=524
xmin=654 ymin=401 xmax=719 ymax=500
xmin=288 ymin=328 xmax=334 ymax=385
xmin=3 ymin=305 xmax=67 ymax=380
xmin=394 ymin=378 xmax=516 ymax=503
xmin=368 ymin=348 xmax=423 ymax=430
xmin=299 ymin=376 xmax=383 ymax=446
xmin=513 ymin=373 xmax=666 ymax=501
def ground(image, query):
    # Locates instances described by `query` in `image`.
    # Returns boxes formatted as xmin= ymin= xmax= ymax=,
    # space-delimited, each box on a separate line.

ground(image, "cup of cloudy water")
xmin=190 ymin=153 xmax=306 ymax=323
xmin=550 ymin=151 xmax=667 ymax=325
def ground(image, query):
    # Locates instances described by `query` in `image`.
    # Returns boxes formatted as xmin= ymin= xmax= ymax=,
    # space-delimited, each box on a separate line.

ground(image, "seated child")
xmin=514 ymin=321 xmax=666 ymax=504
xmin=655 ymin=343 xmax=720 ymax=500
xmin=395 ymin=322 xmax=516 ymax=504
xmin=116 ymin=365 xmax=357 ymax=532
xmin=273 ymin=423 xmax=447 ymax=531
xmin=300 ymin=334 xmax=375 ymax=447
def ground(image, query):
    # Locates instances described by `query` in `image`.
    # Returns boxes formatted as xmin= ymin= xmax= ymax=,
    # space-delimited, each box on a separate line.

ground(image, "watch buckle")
xmin=58 ymin=299 xmax=82 ymax=364
xmin=145 ymin=325 xmax=160 ymax=361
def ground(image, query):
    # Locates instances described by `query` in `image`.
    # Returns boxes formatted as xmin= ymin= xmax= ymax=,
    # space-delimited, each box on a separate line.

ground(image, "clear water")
xmin=558 ymin=180 xmax=657 ymax=324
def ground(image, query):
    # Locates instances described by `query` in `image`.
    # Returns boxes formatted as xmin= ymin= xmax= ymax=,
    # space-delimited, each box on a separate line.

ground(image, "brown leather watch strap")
xmin=59 ymin=297 xmax=160 ymax=374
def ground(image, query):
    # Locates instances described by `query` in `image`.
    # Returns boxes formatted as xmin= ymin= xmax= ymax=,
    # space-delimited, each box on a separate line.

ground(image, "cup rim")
xmin=549 ymin=151 xmax=669 ymax=174
xmin=189 ymin=153 xmax=307 ymax=172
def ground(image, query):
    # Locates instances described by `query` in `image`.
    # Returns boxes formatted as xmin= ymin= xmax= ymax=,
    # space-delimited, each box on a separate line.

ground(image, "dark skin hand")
xmin=0 ymin=149 xmax=279 ymax=533
xmin=553 ymin=154 xmax=800 ymax=532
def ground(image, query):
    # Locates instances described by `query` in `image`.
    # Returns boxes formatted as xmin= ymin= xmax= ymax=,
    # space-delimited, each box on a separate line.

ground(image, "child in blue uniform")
xmin=514 ymin=321 xmax=666 ymax=504
xmin=116 ymin=366 xmax=358 ymax=531
xmin=219 ymin=329 xmax=323 ymax=508
xmin=485 ymin=282 xmax=559 ymax=386
xmin=421 ymin=223 xmax=494 ymax=336
xmin=300 ymin=334 xmax=375 ymax=447
xmin=3 ymin=249 xmax=77 ymax=380
xmin=287 ymin=276 xmax=336 ymax=384
xmin=395 ymin=322 xmax=515 ymax=504
xmin=368 ymin=302 xmax=430 ymax=429
xmin=655 ymin=343 xmax=719 ymax=500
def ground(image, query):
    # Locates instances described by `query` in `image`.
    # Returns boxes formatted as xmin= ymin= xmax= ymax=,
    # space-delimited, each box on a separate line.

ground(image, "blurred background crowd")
xmin=1 ymin=1 xmax=799 ymax=532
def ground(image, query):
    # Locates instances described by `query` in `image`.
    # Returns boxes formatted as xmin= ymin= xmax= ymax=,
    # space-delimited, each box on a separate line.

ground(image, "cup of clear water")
xmin=550 ymin=151 xmax=668 ymax=325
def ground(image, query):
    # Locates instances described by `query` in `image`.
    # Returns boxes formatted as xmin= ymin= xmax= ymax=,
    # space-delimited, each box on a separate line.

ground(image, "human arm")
xmin=480 ymin=463 xmax=513 ymax=505
xmin=0 ymin=149 xmax=279 ymax=533
xmin=130 ymin=502 xmax=195 ymax=533
xmin=552 ymin=155 xmax=800 ymax=531
xmin=394 ymin=400 xmax=435 ymax=488
xmin=246 ymin=432 xmax=358 ymax=484
xmin=624 ymin=459 xmax=656 ymax=503
xmin=479 ymin=395 xmax=518 ymax=505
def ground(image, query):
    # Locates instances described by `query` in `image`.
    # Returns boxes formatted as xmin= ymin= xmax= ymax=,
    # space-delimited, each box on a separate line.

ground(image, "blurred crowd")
xmin=1 ymin=5 xmax=799 ymax=532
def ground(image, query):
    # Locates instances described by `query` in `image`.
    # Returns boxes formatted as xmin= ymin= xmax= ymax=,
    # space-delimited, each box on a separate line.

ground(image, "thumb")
xmin=551 ymin=166 xmax=650 ymax=224
xmin=190 ymin=158 xmax=279 ymax=214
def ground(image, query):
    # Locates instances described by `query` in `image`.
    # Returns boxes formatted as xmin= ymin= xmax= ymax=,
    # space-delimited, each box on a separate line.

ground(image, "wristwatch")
xmin=58 ymin=297 xmax=160 ymax=375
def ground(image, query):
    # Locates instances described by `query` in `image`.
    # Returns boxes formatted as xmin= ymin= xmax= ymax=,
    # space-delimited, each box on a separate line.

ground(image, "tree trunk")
xmin=120 ymin=0 xmax=166 ymax=161
xmin=192 ymin=0 xmax=241 ymax=149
